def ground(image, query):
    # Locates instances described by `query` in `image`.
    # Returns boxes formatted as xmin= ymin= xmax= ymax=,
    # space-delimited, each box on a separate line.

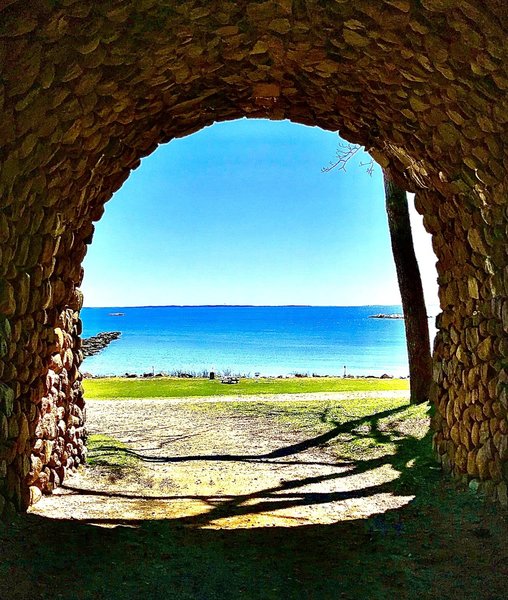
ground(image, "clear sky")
xmin=81 ymin=118 xmax=439 ymax=308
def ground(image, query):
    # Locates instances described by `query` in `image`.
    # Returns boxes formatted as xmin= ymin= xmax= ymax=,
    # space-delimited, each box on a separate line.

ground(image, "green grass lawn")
xmin=82 ymin=376 xmax=409 ymax=399
xmin=86 ymin=434 xmax=140 ymax=471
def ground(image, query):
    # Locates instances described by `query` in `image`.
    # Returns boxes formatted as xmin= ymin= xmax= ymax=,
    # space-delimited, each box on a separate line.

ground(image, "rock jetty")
xmin=368 ymin=314 xmax=404 ymax=319
xmin=82 ymin=332 xmax=121 ymax=358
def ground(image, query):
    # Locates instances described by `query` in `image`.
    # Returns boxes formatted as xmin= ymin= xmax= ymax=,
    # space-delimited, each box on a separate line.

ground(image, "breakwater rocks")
xmin=82 ymin=332 xmax=121 ymax=358
xmin=369 ymin=314 xmax=404 ymax=319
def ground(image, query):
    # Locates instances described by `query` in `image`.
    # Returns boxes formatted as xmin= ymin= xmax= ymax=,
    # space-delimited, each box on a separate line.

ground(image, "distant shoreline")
xmin=82 ymin=304 xmax=406 ymax=309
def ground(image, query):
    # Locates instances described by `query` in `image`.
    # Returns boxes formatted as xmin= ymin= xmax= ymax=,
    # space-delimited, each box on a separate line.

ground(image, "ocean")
xmin=80 ymin=305 xmax=438 ymax=378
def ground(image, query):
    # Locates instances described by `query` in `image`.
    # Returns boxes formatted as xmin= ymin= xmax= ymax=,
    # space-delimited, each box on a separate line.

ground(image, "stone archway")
xmin=1 ymin=0 xmax=507 ymax=517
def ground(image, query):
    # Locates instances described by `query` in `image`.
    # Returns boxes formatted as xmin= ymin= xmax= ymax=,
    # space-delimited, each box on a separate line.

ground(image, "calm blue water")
xmin=81 ymin=306 xmax=437 ymax=377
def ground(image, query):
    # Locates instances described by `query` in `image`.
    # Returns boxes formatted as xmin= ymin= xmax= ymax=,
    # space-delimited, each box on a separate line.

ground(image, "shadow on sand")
xmin=1 ymin=409 xmax=507 ymax=600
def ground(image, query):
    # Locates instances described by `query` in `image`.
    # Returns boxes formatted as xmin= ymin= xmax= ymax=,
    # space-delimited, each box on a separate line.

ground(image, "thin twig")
xmin=321 ymin=143 xmax=362 ymax=173
xmin=359 ymin=159 xmax=375 ymax=176
xmin=322 ymin=142 xmax=374 ymax=176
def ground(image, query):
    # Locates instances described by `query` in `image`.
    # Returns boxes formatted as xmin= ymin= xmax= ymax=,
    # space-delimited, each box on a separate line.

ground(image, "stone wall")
xmin=0 ymin=295 xmax=86 ymax=517
xmin=416 ymin=189 xmax=508 ymax=505
xmin=28 ymin=305 xmax=86 ymax=506
xmin=1 ymin=0 xmax=508 ymax=517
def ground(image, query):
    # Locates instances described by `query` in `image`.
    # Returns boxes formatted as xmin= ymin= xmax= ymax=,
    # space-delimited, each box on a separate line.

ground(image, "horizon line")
xmin=82 ymin=303 xmax=410 ymax=309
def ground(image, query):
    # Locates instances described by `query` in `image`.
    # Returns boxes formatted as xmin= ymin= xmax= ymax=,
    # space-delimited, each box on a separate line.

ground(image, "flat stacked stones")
xmin=1 ymin=0 xmax=507 ymax=517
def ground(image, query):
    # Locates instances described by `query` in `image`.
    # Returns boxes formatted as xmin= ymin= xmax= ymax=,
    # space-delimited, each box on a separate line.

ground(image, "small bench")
xmin=221 ymin=376 xmax=240 ymax=384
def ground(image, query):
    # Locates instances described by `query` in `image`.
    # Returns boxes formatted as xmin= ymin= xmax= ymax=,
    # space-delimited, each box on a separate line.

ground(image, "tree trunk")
xmin=383 ymin=169 xmax=432 ymax=404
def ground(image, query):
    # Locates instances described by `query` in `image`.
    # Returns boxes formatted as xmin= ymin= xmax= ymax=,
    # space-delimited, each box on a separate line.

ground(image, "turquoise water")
xmin=81 ymin=305 xmax=437 ymax=377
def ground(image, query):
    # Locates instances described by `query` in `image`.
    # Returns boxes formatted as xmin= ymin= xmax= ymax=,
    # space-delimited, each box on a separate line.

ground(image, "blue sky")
xmin=81 ymin=119 xmax=439 ymax=308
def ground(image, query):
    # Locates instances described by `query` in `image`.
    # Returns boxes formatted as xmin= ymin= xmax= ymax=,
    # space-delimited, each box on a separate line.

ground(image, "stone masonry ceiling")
xmin=0 ymin=0 xmax=508 ymax=516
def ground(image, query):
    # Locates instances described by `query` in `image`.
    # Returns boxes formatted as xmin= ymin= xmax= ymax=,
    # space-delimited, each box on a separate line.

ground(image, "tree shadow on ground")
xmin=1 ymin=409 xmax=507 ymax=600
xmin=81 ymin=404 xmax=410 ymax=465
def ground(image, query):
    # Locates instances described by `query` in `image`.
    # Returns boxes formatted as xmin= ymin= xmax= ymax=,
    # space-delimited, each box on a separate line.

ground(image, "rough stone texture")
xmin=1 ymin=0 xmax=508 ymax=515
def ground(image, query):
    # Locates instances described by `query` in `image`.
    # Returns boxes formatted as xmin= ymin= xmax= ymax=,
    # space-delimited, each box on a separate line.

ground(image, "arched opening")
xmin=16 ymin=117 xmax=439 ymax=526
xmin=1 ymin=0 xmax=507 ymax=522
xmin=78 ymin=118 xmax=438 ymax=379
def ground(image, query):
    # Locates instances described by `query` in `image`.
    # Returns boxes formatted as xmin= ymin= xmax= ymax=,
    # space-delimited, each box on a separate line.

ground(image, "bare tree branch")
xmin=359 ymin=159 xmax=374 ymax=176
xmin=321 ymin=142 xmax=362 ymax=173
xmin=322 ymin=142 xmax=374 ymax=176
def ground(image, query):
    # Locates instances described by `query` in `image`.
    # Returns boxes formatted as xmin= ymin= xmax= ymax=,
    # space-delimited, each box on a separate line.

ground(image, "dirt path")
xmin=16 ymin=392 xmax=508 ymax=600
xmin=30 ymin=392 xmax=412 ymax=528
